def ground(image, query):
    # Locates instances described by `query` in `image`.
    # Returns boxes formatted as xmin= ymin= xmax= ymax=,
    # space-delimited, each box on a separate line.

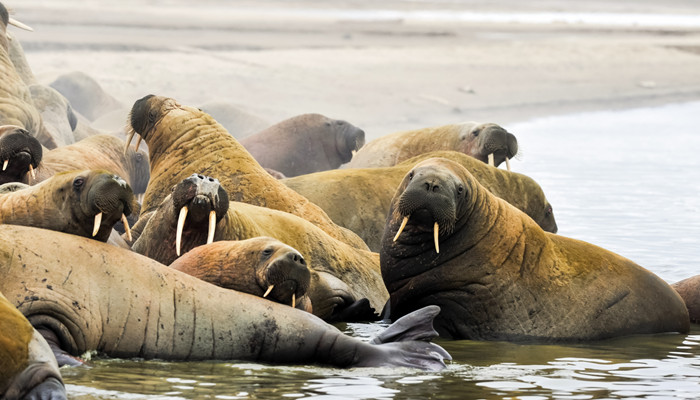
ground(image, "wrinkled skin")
xmin=240 ymin=113 xmax=365 ymax=177
xmin=346 ymin=122 xmax=517 ymax=169
xmin=0 ymin=169 xmax=136 ymax=242
xmin=381 ymin=157 xmax=689 ymax=342
xmin=132 ymin=174 xmax=386 ymax=322
xmin=0 ymin=125 xmax=42 ymax=185
xmin=284 ymin=150 xmax=557 ymax=252
xmin=672 ymin=276 xmax=700 ymax=323
xmin=0 ymin=225 xmax=450 ymax=371
xmin=0 ymin=292 xmax=65 ymax=400
xmin=29 ymin=84 xmax=78 ymax=148
xmin=34 ymin=134 xmax=150 ymax=195
xmin=49 ymin=71 xmax=125 ymax=122
xmin=127 ymin=94 xmax=368 ymax=250
xmin=170 ymin=237 xmax=313 ymax=312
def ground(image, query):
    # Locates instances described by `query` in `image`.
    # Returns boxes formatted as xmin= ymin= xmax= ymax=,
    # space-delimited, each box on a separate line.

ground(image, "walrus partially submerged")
xmin=0 ymin=125 xmax=42 ymax=185
xmin=0 ymin=224 xmax=450 ymax=371
xmin=381 ymin=157 xmax=689 ymax=341
xmin=125 ymin=94 xmax=368 ymax=250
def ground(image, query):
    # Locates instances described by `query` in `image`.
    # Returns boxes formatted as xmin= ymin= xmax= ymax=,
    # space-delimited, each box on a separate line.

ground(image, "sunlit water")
xmin=64 ymin=102 xmax=700 ymax=399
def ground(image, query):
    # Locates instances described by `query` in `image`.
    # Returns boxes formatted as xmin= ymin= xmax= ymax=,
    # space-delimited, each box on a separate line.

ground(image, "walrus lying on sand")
xmin=0 ymin=224 xmax=451 ymax=371
xmin=0 ymin=169 xmax=136 ymax=242
xmin=170 ymin=237 xmax=313 ymax=312
xmin=0 ymin=291 xmax=66 ymax=400
xmin=381 ymin=157 xmax=689 ymax=341
xmin=284 ymin=150 xmax=557 ymax=252
xmin=346 ymin=122 xmax=517 ymax=170
xmin=125 ymin=94 xmax=368 ymax=250
xmin=0 ymin=125 xmax=42 ymax=185
xmin=132 ymin=173 xmax=386 ymax=321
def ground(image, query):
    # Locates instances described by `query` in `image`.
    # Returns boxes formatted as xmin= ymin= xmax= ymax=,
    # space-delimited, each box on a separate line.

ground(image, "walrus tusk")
xmin=434 ymin=222 xmax=440 ymax=254
xmin=505 ymin=157 xmax=511 ymax=171
xmin=8 ymin=17 xmax=33 ymax=32
xmin=176 ymin=206 xmax=188 ymax=256
xmin=92 ymin=212 xmax=103 ymax=237
xmin=124 ymin=131 xmax=136 ymax=154
xmin=292 ymin=293 xmax=296 ymax=308
xmin=263 ymin=285 xmax=274 ymax=298
xmin=488 ymin=153 xmax=495 ymax=167
xmin=393 ymin=216 xmax=409 ymax=242
xmin=133 ymin=135 xmax=143 ymax=152
xmin=2 ymin=159 xmax=7 ymax=171
xmin=121 ymin=214 xmax=132 ymax=242
xmin=28 ymin=164 xmax=36 ymax=181
xmin=207 ymin=210 xmax=216 ymax=244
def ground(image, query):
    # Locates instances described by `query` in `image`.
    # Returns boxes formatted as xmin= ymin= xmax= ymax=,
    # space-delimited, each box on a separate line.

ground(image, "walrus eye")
xmin=545 ymin=206 xmax=553 ymax=217
xmin=262 ymin=247 xmax=274 ymax=258
xmin=472 ymin=129 xmax=480 ymax=137
xmin=458 ymin=185 xmax=464 ymax=194
xmin=73 ymin=177 xmax=85 ymax=189
xmin=135 ymin=153 xmax=143 ymax=162
xmin=408 ymin=172 xmax=414 ymax=180
xmin=148 ymin=110 xmax=157 ymax=123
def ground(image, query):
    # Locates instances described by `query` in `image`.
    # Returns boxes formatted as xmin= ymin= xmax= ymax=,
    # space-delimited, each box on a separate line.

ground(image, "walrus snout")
xmin=0 ymin=127 xmax=42 ymax=183
xmin=88 ymin=172 xmax=136 ymax=241
xmin=262 ymin=249 xmax=311 ymax=308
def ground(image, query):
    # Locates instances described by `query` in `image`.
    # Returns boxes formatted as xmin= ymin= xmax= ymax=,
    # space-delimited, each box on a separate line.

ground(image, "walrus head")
xmin=0 ymin=125 xmax=42 ymax=185
xmin=125 ymin=94 xmax=182 ymax=153
xmin=458 ymin=123 xmax=518 ymax=170
xmin=125 ymin=147 xmax=150 ymax=195
xmin=171 ymin=173 xmax=230 ymax=256
xmin=331 ymin=118 xmax=365 ymax=164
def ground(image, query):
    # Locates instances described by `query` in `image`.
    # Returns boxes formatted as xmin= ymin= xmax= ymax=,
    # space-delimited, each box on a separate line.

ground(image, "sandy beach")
xmin=9 ymin=0 xmax=700 ymax=140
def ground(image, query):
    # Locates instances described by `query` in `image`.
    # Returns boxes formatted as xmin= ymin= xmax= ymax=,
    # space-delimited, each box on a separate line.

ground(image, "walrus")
xmin=671 ymin=276 xmax=700 ymax=323
xmin=125 ymin=94 xmax=367 ymax=249
xmin=49 ymin=70 xmax=125 ymax=122
xmin=170 ymin=237 xmax=313 ymax=312
xmin=346 ymin=122 xmax=517 ymax=170
xmin=381 ymin=157 xmax=689 ymax=341
xmin=29 ymin=84 xmax=79 ymax=148
xmin=34 ymin=134 xmax=150 ymax=195
xmin=284 ymin=150 xmax=557 ymax=252
xmin=0 ymin=125 xmax=42 ymax=185
xmin=0 ymin=169 xmax=136 ymax=242
xmin=240 ymin=113 xmax=365 ymax=177
xmin=0 ymin=291 xmax=66 ymax=400
xmin=132 ymin=173 xmax=386 ymax=321
xmin=0 ymin=224 xmax=451 ymax=371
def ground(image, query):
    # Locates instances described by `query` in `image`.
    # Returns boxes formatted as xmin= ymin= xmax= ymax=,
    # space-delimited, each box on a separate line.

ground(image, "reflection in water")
xmin=63 ymin=102 xmax=700 ymax=399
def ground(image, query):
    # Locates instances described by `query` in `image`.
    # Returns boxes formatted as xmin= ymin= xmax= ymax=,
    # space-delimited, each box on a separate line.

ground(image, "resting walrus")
xmin=0 ymin=291 xmax=66 ymax=400
xmin=381 ymin=157 xmax=689 ymax=341
xmin=671 ymin=276 xmax=700 ymax=323
xmin=0 ymin=125 xmax=42 ymax=185
xmin=240 ymin=113 xmax=365 ymax=177
xmin=126 ymin=94 xmax=367 ymax=250
xmin=132 ymin=173 xmax=386 ymax=321
xmin=170 ymin=238 xmax=313 ymax=312
xmin=0 ymin=169 xmax=136 ymax=242
xmin=346 ymin=122 xmax=517 ymax=170
xmin=0 ymin=224 xmax=450 ymax=371
xmin=284 ymin=150 xmax=557 ymax=252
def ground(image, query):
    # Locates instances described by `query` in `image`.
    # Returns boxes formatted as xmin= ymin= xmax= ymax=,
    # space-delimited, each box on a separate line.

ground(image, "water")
xmin=63 ymin=102 xmax=700 ymax=399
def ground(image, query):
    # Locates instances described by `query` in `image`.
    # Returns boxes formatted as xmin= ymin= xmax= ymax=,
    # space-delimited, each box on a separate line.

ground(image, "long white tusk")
xmin=292 ymin=293 xmax=296 ymax=308
xmin=488 ymin=153 xmax=495 ymax=167
xmin=121 ymin=213 xmax=132 ymax=242
xmin=28 ymin=164 xmax=36 ymax=181
xmin=2 ymin=159 xmax=7 ymax=171
xmin=393 ymin=216 xmax=409 ymax=242
xmin=263 ymin=285 xmax=274 ymax=298
xmin=207 ymin=210 xmax=216 ymax=244
xmin=8 ymin=17 xmax=33 ymax=32
xmin=124 ymin=131 xmax=135 ymax=155
xmin=92 ymin=212 xmax=103 ymax=237
xmin=175 ymin=206 xmax=188 ymax=256
xmin=433 ymin=222 xmax=440 ymax=254
xmin=133 ymin=135 xmax=143 ymax=152
xmin=505 ymin=157 xmax=511 ymax=171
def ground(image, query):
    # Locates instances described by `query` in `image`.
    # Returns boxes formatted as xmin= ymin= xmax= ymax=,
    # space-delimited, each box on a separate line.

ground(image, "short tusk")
xmin=505 ymin=157 xmax=511 ymax=171
xmin=28 ymin=164 xmax=36 ymax=181
xmin=263 ymin=285 xmax=274 ymax=298
xmin=434 ymin=222 xmax=440 ymax=254
xmin=133 ymin=135 xmax=143 ymax=152
xmin=124 ymin=131 xmax=136 ymax=155
xmin=488 ymin=153 xmax=495 ymax=167
xmin=8 ymin=17 xmax=33 ymax=32
xmin=121 ymin=213 xmax=132 ymax=242
xmin=2 ymin=159 xmax=7 ymax=171
xmin=92 ymin=212 xmax=103 ymax=237
xmin=292 ymin=293 xmax=296 ymax=308
xmin=393 ymin=216 xmax=409 ymax=242
xmin=175 ymin=206 xmax=188 ymax=257
xmin=206 ymin=210 xmax=216 ymax=244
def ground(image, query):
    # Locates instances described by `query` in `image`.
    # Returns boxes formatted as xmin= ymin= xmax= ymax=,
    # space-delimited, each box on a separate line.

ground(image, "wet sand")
xmin=10 ymin=0 xmax=700 ymax=139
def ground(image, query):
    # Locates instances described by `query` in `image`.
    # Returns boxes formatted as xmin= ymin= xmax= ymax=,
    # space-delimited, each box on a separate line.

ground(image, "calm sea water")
xmin=63 ymin=102 xmax=700 ymax=399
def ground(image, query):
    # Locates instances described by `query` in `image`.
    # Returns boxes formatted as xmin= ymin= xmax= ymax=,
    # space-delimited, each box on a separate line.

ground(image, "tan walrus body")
xmin=284 ymin=150 xmax=557 ymax=252
xmin=381 ymin=157 xmax=689 ymax=341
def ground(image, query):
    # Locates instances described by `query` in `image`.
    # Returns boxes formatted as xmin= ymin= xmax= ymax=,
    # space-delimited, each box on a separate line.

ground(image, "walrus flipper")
xmin=371 ymin=305 xmax=442 ymax=344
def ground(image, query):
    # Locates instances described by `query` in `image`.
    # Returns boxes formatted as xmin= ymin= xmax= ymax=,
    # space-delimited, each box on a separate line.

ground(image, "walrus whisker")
xmin=28 ymin=164 xmax=35 ymax=181
xmin=8 ymin=17 xmax=33 ymax=32
xmin=263 ymin=285 xmax=274 ymax=298
xmin=488 ymin=153 xmax=495 ymax=167
xmin=2 ymin=159 xmax=7 ymax=171
xmin=124 ymin=131 xmax=136 ymax=155
xmin=505 ymin=157 xmax=511 ymax=171
xmin=292 ymin=293 xmax=296 ymax=308
xmin=92 ymin=212 xmax=103 ymax=237
xmin=207 ymin=210 xmax=216 ymax=245
xmin=121 ymin=214 xmax=132 ymax=242
xmin=433 ymin=222 xmax=440 ymax=254
xmin=393 ymin=216 xmax=409 ymax=242
xmin=176 ymin=206 xmax=188 ymax=257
